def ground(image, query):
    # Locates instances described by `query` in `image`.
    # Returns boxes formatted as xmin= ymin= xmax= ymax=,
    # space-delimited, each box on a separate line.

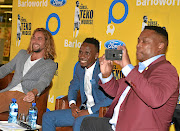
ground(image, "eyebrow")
xmin=138 ymin=36 xmax=149 ymax=39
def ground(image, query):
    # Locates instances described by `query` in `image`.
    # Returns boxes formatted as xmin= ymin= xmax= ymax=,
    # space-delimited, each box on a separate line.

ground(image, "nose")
xmin=137 ymin=41 xmax=142 ymax=48
xmin=78 ymin=53 xmax=85 ymax=59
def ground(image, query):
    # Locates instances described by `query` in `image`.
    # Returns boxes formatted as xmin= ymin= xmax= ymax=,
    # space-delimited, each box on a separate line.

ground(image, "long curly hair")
xmin=27 ymin=28 xmax=56 ymax=60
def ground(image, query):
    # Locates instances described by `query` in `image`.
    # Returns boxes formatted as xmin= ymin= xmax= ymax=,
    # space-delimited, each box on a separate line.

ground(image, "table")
xmin=0 ymin=121 xmax=41 ymax=131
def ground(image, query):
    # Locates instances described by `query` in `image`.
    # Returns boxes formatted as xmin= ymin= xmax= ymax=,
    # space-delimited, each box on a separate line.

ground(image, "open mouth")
xmin=33 ymin=44 xmax=40 ymax=48
xmin=79 ymin=60 xmax=87 ymax=64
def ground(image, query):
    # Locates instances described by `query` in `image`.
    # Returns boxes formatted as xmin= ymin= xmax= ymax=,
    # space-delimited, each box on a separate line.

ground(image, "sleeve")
xmin=98 ymin=64 xmax=134 ymax=98
xmin=125 ymin=63 xmax=179 ymax=108
xmin=0 ymin=49 xmax=24 ymax=79
xmin=68 ymin=64 xmax=80 ymax=102
xmin=90 ymin=95 xmax=113 ymax=114
xmin=69 ymin=100 xmax=76 ymax=107
xmin=34 ymin=60 xmax=57 ymax=95
xmin=98 ymin=73 xmax=113 ymax=84
xmin=99 ymin=77 xmax=126 ymax=98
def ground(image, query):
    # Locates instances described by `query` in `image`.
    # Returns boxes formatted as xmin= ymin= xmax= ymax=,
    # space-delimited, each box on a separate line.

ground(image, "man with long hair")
xmin=0 ymin=28 xmax=57 ymax=114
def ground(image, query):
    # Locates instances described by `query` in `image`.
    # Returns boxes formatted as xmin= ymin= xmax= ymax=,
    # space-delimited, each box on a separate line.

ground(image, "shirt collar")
xmin=85 ymin=61 xmax=96 ymax=73
xmin=139 ymin=54 xmax=165 ymax=70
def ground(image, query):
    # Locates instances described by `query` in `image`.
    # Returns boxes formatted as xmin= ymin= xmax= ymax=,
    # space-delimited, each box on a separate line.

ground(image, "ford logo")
xmin=50 ymin=0 xmax=67 ymax=7
xmin=104 ymin=39 xmax=125 ymax=49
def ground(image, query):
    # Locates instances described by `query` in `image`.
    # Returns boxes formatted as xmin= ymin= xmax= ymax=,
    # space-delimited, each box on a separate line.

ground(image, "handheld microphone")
xmin=17 ymin=121 xmax=32 ymax=130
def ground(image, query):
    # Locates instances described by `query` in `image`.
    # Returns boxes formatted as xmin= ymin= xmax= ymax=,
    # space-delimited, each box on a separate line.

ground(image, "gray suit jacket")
xmin=0 ymin=49 xmax=57 ymax=95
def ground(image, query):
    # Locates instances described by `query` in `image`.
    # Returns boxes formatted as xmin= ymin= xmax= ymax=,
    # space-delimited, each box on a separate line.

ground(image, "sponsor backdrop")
xmin=11 ymin=0 xmax=180 ymax=130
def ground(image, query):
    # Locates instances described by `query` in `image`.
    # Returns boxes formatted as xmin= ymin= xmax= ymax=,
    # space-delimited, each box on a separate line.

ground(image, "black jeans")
xmin=173 ymin=105 xmax=180 ymax=131
xmin=80 ymin=117 xmax=114 ymax=131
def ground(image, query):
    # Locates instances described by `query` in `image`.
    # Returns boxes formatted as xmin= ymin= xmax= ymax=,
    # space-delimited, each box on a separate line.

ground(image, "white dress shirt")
xmin=84 ymin=62 xmax=96 ymax=114
xmin=74 ymin=6 xmax=80 ymax=23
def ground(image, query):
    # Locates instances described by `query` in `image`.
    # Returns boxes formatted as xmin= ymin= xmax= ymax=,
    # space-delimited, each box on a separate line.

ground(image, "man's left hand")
xmin=77 ymin=110 xmax=89 ymax=117
xmin=23 ymin=91 xmax=35 ymax=102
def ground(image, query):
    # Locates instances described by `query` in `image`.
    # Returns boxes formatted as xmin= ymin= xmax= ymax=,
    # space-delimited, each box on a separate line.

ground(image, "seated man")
xmin=0 ymin=28 xmax=57 ymax=114
xmin=80 ymin=26 xmax=179 ymax=131
xmin=42 ymin=38 xmax=113 ymax=131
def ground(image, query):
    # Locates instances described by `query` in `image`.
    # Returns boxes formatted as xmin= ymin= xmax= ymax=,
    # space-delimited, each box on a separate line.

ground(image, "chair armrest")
xmin=55 ymin=91 xmax=81 ymax=110
xmin=99 ymin=106 xmax=109 ymax=117
xmin=35 ymin=83 xmax=52 ymax=125
xmin=0 ymin=73 xmax=14 ymax=90
xmin=55 ymin=95 xmax=70 ymax=110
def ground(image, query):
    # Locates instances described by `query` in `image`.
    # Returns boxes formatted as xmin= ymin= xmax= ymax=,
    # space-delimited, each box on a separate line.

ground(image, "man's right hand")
xmin=99 ymin=55 xmax=113 ymax=78
xmin=114 ymin=45 xmax=131 ymax=68
xmin=70 ymin=103 xmax=80 ymax=118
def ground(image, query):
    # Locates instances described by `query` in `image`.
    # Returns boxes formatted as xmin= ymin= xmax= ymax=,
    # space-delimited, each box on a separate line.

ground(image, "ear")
xmin=158 ymin=42 xmax=165 ymax=52
xmin=95 ymin=53 xmax=99 ymax=59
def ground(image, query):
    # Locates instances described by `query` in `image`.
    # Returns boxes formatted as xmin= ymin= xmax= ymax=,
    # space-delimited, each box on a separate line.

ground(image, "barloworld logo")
xmin=50 ymin=0 xmax=67 ymax=7
xmin=104 ymin=39 xmax=125 ymax=49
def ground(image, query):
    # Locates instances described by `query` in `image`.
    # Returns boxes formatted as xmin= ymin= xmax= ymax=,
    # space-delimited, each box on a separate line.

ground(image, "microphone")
xmin=17 ymin=121 xmax=32 ymax=130
xmin=80 ymin=101 xmax=87 ymax=110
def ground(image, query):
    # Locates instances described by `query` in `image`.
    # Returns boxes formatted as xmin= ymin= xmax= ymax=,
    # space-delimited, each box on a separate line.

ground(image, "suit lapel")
xmin=20 ymin=53 xmax=31 ymax=76
xmin=92 ymin=59 xmax=100 ymax=81
xmin=122 ymin=56 xmax=167 ymax=108
xmin=91 ymin=60 xmax=100 ymax=97
xmin=82 ymin=67 xmax=85 ymax=91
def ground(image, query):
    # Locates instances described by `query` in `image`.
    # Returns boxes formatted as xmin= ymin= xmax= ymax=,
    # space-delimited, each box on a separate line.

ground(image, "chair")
xmin=99 ymin=106 xmax=109 ymax=117
xmin=0 ymin=73 xmax=52 ymax=125
xmin=55 ymin=91 xmax=109 ymax=131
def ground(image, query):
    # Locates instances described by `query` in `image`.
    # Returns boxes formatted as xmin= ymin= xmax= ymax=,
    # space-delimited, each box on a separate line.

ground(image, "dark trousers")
xmin=80 ymin=117 xmax=114 ymax=131
xmin=0 ymin=91 xmax=32 ymax=115
xmin=173 ymin=105 xmax=180 ymax=131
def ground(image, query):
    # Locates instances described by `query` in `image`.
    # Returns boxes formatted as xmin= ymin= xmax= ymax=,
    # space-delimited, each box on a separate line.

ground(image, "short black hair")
xmin=143 ymin=16 xmax=147 ymax=19
xmin=144 ymin=26 xmax=168 ymax=43
xmin=83 ymin=37 xmax=100 ymax=53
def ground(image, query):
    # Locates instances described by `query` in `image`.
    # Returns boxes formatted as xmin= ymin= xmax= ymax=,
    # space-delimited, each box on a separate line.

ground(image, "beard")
xmin=32 ymin=44 xmax=44 ymax=53
xmin=33 ymin=48 xmax=41 ymax=53
xmin=33 ymin=47 xmax=45 ymax=53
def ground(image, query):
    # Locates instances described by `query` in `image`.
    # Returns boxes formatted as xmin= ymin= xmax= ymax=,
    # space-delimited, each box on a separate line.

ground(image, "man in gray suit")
xmin=0 ymin=28 xmax=57 ymax=114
